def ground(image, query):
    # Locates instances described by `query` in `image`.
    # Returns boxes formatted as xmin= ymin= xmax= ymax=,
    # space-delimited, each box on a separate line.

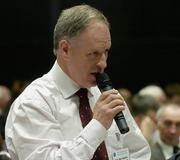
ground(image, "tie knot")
xmin=76 ymin=88 xmax=88 ymax=99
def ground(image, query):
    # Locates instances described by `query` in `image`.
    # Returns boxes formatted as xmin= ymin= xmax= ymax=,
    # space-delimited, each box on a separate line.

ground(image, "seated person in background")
xmin=138 ymin=84 xmax=167 ymax=105
xmin=150 ymin=103 xmax=180 ymax=160
xmin=0 ymin=134 xmax=11 ymax=160
xmin=131 ymin=94 xmax=159 ymax=142
xmin=0 ymin=85 xmax=12 ymax=147
xmin=118 ymin=88 xmax=132 ymax=111
xmin=0 ymin=134 xmax=3 ymax=151
xmin=168 ymin=152 xmax=180 ymax=160
xmin=165 ymin=83 xmax=180 ymax=106
xmin=0 ymin=85 xmax=11 ymax=116
xmin=11 ymin=80 xmax=31 ymax=101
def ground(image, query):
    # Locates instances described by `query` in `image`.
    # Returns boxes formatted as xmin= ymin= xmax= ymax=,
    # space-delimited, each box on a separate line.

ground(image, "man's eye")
xmin=164 ymin=121 xmax=172 ymax=127
xmin=88 ymin=52 xmax=99 ymax=56
xmin=93 ymin=51 xmax=99 ymax=56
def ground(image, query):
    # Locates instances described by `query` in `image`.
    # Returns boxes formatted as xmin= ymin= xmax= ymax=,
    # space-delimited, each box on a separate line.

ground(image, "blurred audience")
xmin=11 ymin=80 xmax=31 ymax=101
xmin=0 ymin=86 xmax=12 ymax=160
xmin=150 ymin=103 xmax=180 ymax=160
xmin=138 ymin=84 xmax=167 ymax=105
xmin=118 ymin=88 xmax=132 ymax=111
xmin=165 ymin=83 xmax=180 ymax=106
xmin=0 ymin=86 xmax=11 ymax=115
xmin=0 ymin=132 xmax=11 ymax=160
xmin=131 ymin=94 xmax=160 ymax=142
xmin=0 ymin=86 xmax=12 ymax=140
xmin=0 ymin=135 xmax=3 ymax=151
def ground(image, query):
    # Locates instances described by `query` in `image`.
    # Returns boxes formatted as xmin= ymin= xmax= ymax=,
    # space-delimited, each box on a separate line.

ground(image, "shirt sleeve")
xmin=5 ymin=99 xmax=107 ymax=160
xmin=122 ymin=103 xmax=151 ymax=160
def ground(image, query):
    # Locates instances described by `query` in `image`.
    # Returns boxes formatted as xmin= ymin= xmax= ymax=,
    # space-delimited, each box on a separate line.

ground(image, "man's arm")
xmin=5 ymin=99 xmax=107 ymax=160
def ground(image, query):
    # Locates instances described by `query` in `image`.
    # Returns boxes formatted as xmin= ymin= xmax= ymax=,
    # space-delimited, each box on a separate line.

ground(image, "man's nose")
xmin=97 ymin=53 xmax=107 ymax=71
xmin=169 ymin=124 xmax=177 ymax=134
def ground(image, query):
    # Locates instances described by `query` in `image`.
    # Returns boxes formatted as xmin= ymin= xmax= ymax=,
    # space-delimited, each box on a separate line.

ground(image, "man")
xmin=5 ymin=4 xmax=151 ymax=160
xmin=150 ymin=103 xmax=180 ymax=160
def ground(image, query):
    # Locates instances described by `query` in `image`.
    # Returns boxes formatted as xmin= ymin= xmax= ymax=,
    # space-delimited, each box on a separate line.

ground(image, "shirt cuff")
xmin=79 ymin=119 xmax=107 ymax=149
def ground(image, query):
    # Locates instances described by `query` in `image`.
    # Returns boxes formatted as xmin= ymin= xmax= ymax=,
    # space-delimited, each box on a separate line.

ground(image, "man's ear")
xmin=57 ymin=39 xmax=70 ymax=60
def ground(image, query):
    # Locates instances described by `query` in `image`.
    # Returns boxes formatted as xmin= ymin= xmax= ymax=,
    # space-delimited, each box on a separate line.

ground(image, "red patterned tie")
xmin=76 ymin=88 xmax=109 ymax=160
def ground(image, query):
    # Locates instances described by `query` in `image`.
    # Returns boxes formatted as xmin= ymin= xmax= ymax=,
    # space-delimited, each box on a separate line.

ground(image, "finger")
xmin=98 ymin=89 xmax=119 ymax=101
xmin=108 ymin=99 xmax=125 ymax=109
xmin=103 ymin=93 xmax=125 ymax=105
xmin=110 ymin=105 xmax=125 ymax=116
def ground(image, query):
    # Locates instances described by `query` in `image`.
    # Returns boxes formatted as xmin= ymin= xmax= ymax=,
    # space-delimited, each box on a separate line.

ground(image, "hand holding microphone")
xmin=95 ymin=72 xmax=129 ymax=134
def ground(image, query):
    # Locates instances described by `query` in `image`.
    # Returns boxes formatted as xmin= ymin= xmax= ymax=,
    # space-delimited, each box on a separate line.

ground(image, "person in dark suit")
xmin=150 ymin=103 xmax=180 ymax=160
xmin=168 ymin=152 xmax=180 ymax=160
xmin=151 ymin=142 xmax=166 ymax=160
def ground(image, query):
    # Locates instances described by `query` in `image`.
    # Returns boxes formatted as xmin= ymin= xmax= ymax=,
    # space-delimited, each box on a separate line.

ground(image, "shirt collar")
xmin=49 ymin=60 xmax=94 ymax=99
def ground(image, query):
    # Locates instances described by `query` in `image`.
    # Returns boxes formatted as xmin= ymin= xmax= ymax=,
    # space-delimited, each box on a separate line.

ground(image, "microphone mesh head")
xmin=96 ymin=72 xmax=112 ymax=91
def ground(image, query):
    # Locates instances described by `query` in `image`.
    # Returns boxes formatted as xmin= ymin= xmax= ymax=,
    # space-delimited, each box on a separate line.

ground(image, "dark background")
xmin=1 ymin=0 xmax=180 ymax=93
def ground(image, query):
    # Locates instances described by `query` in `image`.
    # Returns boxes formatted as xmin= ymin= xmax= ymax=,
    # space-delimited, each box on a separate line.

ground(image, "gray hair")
xmin=139 ymin=85 xmax=165 ymax=98
xmin=156 ymin=103 xmax=180 ymax=123
xmin=53 ymin=4 xmax=110 ymax=55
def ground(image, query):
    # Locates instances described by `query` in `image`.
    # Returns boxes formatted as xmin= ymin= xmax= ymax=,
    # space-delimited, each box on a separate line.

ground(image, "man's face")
xmin=59 ymin=21 xmax=111 ymax=88
xmin=158 ymin=107 xmax=180 ymax=146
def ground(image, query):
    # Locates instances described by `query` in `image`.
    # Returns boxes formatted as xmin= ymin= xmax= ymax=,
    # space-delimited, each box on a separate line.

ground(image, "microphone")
xmin=96 ymin=72 xmax=129 ymax=134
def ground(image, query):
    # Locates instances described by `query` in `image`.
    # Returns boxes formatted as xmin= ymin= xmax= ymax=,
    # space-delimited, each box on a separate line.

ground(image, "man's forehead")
xmin=161 ymin=113 xmax=180 ymax=122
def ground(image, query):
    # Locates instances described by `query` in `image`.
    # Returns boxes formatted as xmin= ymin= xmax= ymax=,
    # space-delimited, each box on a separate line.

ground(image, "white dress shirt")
xmin=5 ymin=61 xmax=151 ymax=160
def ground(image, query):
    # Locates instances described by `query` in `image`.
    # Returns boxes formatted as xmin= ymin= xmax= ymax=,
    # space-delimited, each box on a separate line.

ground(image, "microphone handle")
xmin=114 ymin=112 xmax=129 ymax=134
xmin=96 ymin=72 xmax=129 ymax=134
